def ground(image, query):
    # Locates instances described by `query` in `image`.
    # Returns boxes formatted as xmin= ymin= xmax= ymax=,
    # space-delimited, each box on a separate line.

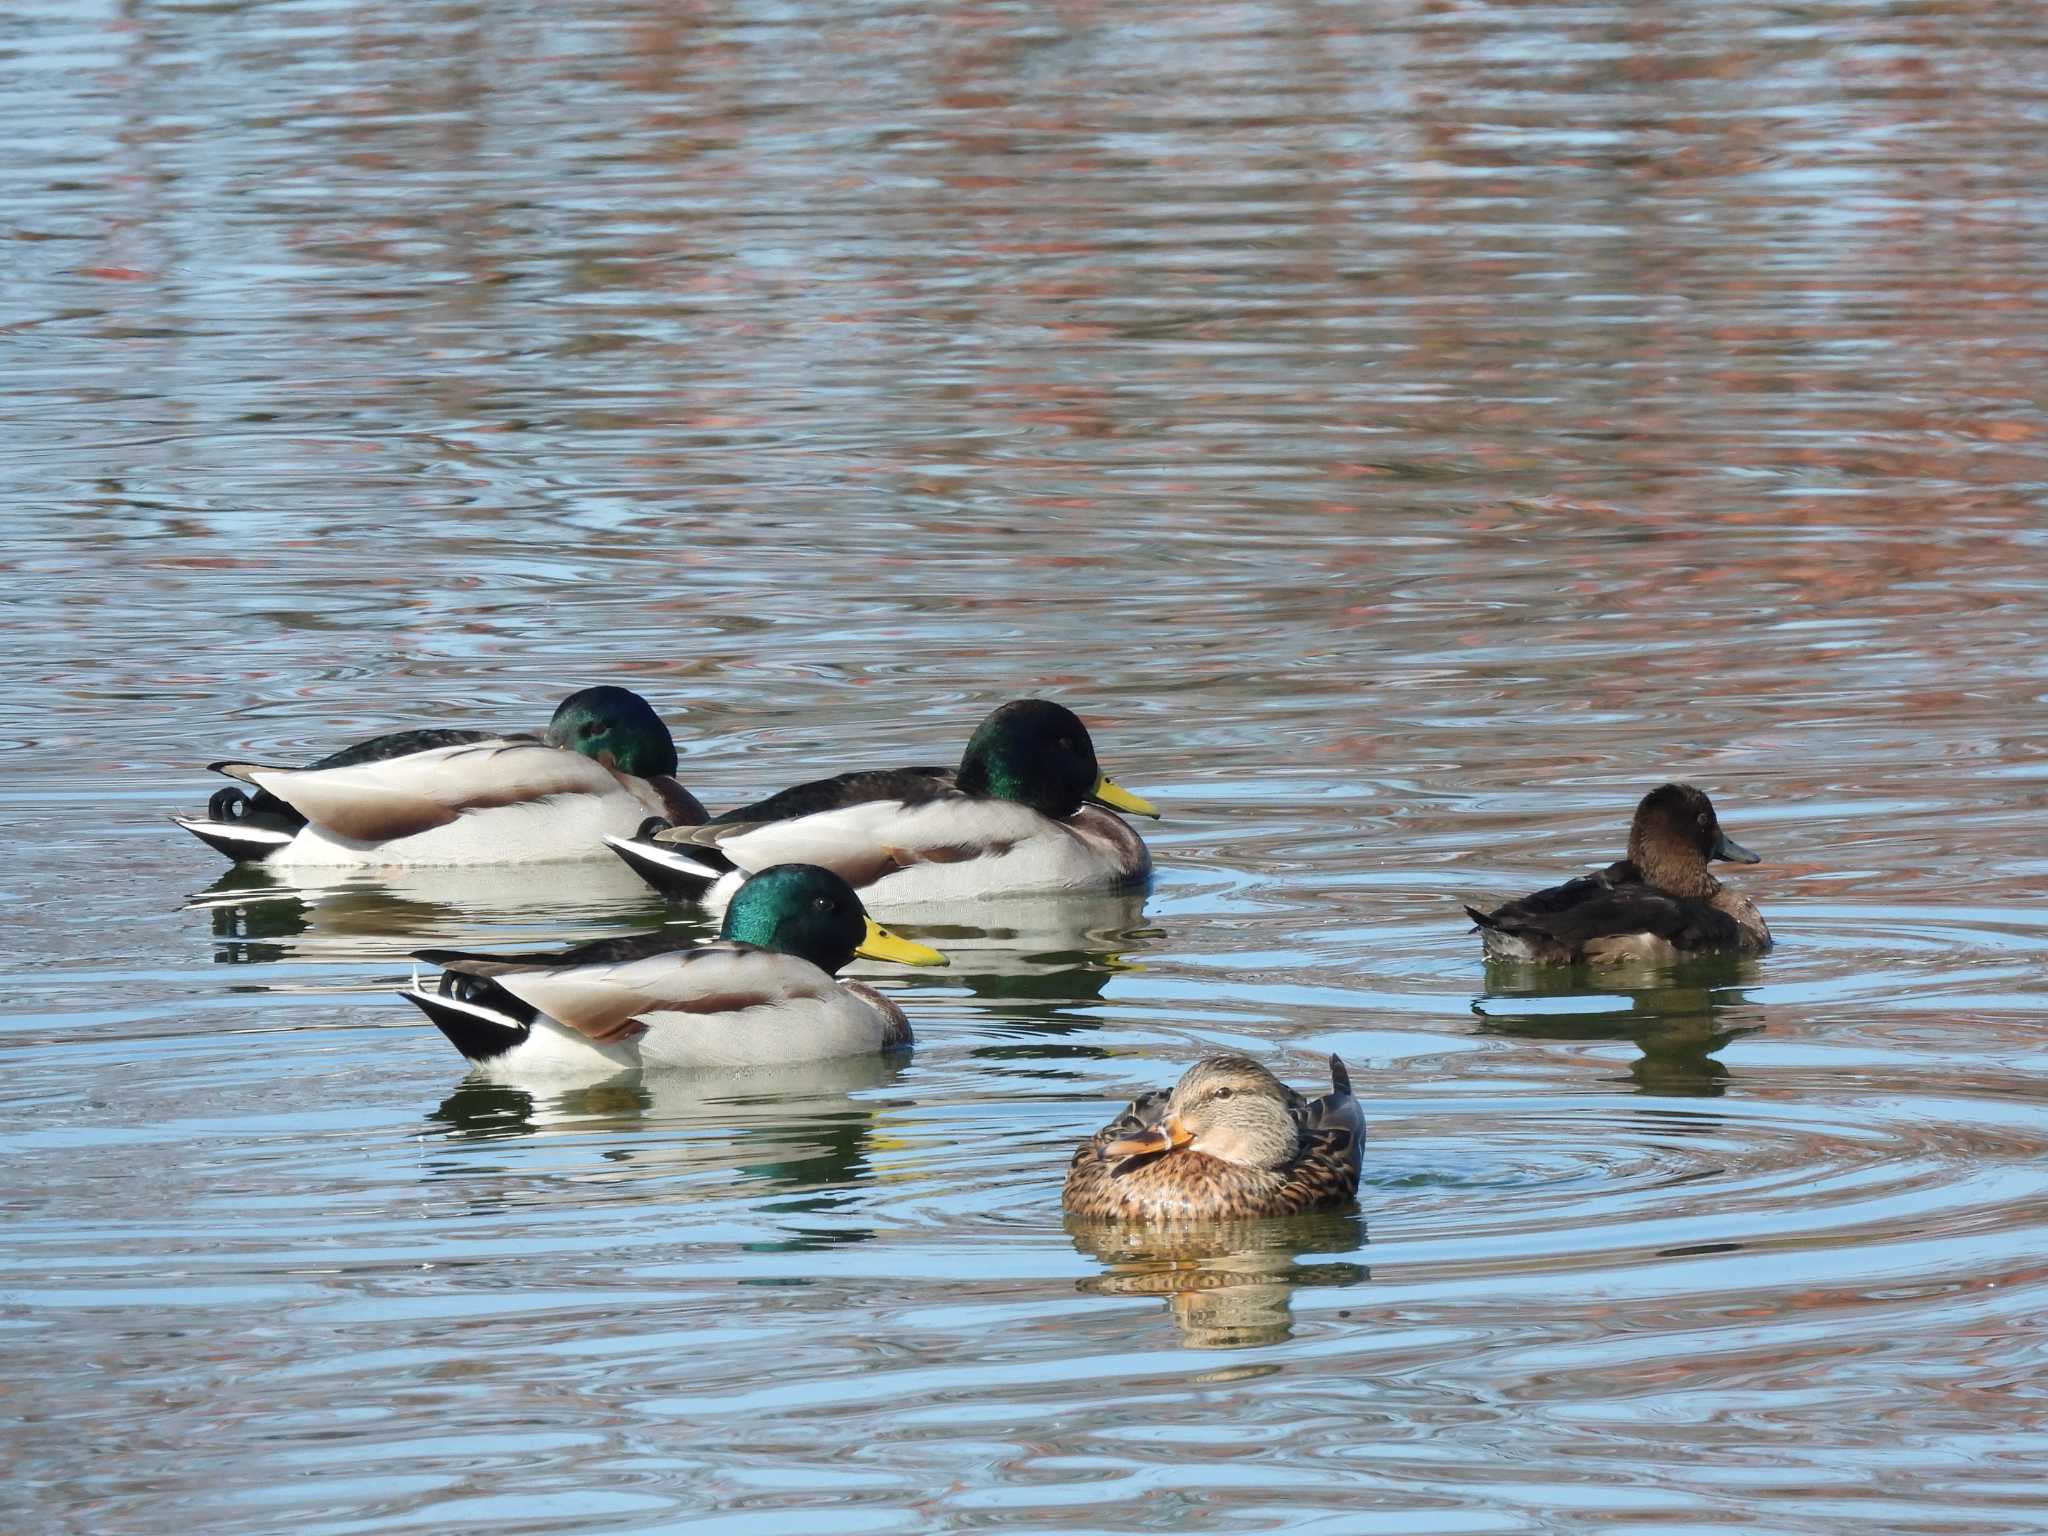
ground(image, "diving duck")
xmin=174 ymin=685 xmax=706 ymax=866
xmin=606 ymin=699 xmax=1158 ymax=911
xmin=1465 ymin=782 xmax=1771 ymax=964
xmin=401 ymin=863 xmax=946 ymax=1076
xmin=1063 ymin=1054 xmax=1364 ymax=1221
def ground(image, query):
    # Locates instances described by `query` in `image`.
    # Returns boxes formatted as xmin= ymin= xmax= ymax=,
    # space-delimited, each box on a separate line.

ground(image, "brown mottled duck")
xmin=1063 ymin=1054 xmax=1364 ymax=1222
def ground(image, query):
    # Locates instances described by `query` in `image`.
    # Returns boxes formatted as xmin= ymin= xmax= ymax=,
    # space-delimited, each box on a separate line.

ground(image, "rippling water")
xmin=8 ymin=0 xmax=2048 ymax=1530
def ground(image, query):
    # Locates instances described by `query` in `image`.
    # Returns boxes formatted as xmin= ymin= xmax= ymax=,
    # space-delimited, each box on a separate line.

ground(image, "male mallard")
xmin=400 ymin=863 xmax=946 ymax=1076
xmin=606 ymin=699 xmax=1158 ymax=911
xmin=1063 ymin=1054 xmax=1364 ymax=1221
xmin=174 ymin=685 xmax=706 ymax=866
xmin=1465 ymin=783 xmax=1771 ymax=964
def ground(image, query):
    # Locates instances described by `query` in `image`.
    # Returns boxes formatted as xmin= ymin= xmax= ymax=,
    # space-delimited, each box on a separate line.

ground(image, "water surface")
xmin=7 ymin=1 xmax=2048 ymax=1531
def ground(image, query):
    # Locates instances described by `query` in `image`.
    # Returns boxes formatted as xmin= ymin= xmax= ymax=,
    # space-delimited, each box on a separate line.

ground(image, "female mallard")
xmin=1466 ymin=783 xmax=1771 ymax=964
xmin=606 ymin=699 xmax=1158 ymax=911
xmin=174 ymin=685 xmax=706 ymax=866
xmin=1063 ymin=1054 xmax=1364 ymax=1221
xmin=401 ymin=863 xmax=946 ymax=1077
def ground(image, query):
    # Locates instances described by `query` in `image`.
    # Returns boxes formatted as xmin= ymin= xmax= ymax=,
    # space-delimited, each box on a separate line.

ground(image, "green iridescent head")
xmin=546 ymin=686 xmax=677 ymax=778
xmin=719 ymin=864 xmax=946 ymax=973
xmin=953 ymin=700 xmax=1159 ymax=821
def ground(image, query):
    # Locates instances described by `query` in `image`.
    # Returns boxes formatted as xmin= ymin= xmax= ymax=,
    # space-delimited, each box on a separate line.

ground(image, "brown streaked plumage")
xmin=1062 ymin=1054 xmax=1365 ymax=1221
xmin=1465 ymin=783 xmax=1771 ymax=965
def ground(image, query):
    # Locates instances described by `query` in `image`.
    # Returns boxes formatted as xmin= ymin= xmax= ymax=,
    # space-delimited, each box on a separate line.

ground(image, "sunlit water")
xmin=7 ymin=0 xmax=2048 ymax=1531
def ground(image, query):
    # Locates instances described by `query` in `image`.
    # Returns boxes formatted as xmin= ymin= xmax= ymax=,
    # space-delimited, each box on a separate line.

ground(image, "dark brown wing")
xmin=1472 ymin=885 xmax=1743 ymax=961
xmin=1282 ymin=1054 xmax=1364 ymax=1209
xmin=1473 ymin=860 xmax=1638 ymax=927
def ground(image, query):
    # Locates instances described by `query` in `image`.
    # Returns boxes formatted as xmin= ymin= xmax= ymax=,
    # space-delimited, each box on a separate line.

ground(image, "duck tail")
xmin=1329 ymin=1053 xmax=1351 ymax=1096
xmin=172 ymin=809 xmax=296 ymax=863
xmin=400 ymin=969 xmax=534 ymax=1064
xmin=603 ymin=820 xmax=730 ymax=897
xmin=173 ymin=780 xmax=305 ymax=863
xmin=1465 ymin=904 xmax=1504 ymax=932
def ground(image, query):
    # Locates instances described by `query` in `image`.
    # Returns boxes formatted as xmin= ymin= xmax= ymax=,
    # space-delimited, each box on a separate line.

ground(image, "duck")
xmin=1465 ymin=782 xmax=1771 ymax=964
xmin=1062 ymin=1054 xmax=1364 ymax=1221
xmin=605 ymin=698 xmax=1159 ymax=912
xmin=174 ymin=685 xmax=707 ymax=866
xmin=400 ymin=863 xmax=947 ymax=1076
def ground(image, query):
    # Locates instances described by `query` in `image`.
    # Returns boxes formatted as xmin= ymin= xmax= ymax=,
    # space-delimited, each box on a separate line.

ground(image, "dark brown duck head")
xmin=1627 ymin=783 xmax=1761 ymax=899
xmin=1105 ymin=1054 xmax=1302 ymax=1171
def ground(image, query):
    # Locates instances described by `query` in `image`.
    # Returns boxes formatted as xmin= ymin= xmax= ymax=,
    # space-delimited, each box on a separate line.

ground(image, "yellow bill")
xmin=856 ymin=917 xmax=948 ymax=968
xmin=1088 ymin=773 xmax=1161 ymax=819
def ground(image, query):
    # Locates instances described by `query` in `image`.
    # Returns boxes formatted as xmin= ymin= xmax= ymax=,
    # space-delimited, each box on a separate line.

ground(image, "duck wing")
xmin=210 ymin=728 xmax=504 ymax=822
xmin=659 ymin=770 xmax=1052 ymax=890
xmin=710 ymin=766 xmax=957 ymax=824
xmin=305 ymin=727 xmax=505 ymax=771
xmin=1300 ymin=1053 xmax=1366 ymax=1157
xmin=1474 ymin=885 xmax=1741 ymax=959
xmin=1269 ymin=1055 xmax=1365 ymax=1209
xmin=1469 ymin=860 xmax=1638 ymax=928
xmin=416 ymin=927 xmax=697 ymax=975
xmin=417 ymin=940 xmax=827 ymax=1042
xmin=218 ymin=738 xmax=642 ymax=843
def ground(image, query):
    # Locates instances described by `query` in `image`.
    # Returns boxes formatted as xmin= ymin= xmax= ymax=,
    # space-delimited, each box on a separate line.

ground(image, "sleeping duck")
xmin=1466 ymin=783 xmax=1771 ymax=965
xmin=606 ymin=699 xmax=1158 ymax=911
xmin=401 ymin=863 xmax=946 ymax=1076
xmin=174 ymin=685 xmax=706 ymax=866
xmin=1063 ymin=1054 xmax=1364 ymax=1221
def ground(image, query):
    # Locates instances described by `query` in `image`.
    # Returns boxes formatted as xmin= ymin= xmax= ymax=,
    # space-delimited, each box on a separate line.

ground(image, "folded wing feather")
xmin=490 ymin=945 xmax=829 ymax=1041
xmin=247 ymin=739 xmax=639 ymax=842
xmin=679 ymin=796 xmax=1052 ymax=887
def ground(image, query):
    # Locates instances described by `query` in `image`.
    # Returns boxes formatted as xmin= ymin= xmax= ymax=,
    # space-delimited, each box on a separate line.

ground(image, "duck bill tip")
xmin=1714 ymin=834 xmax=1762 ymax=864
xmin=856 ymin=917 xmax=948 ymax=968
xmin=1088 ymin=773 xmax=1160 ymax=820
xmin=1104 ymin=1114 xmax=1191 ymax=1160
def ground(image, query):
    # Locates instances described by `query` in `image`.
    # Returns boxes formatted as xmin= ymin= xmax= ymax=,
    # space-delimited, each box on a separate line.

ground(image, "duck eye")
xmin=1213 ymin=1086 xmax=1233 ymax=1101
xmin=580 ymin=721 xmax=600 ymax=739
xmin=813 ymin=896 xmax=833 ymax=912
xmin=1057 ymin=736 xmax=1075 ymax=752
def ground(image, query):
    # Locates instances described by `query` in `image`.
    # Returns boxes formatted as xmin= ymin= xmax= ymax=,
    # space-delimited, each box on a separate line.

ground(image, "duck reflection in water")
xmin=1069 ymin=1212 xmax=1369 ymax=1349
xmin=420 ymin=1056 xmax=907 ymax=1248
xmin=871 ymin=889 xmax=1152 ymax=998
xmin=1473 ymin=953 xmax=1765 ymax=1096
xmin=922 ymin=890 xmax=1155 ymax=1065
xmin=186 ymin=858 xmax=679 ymax=966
